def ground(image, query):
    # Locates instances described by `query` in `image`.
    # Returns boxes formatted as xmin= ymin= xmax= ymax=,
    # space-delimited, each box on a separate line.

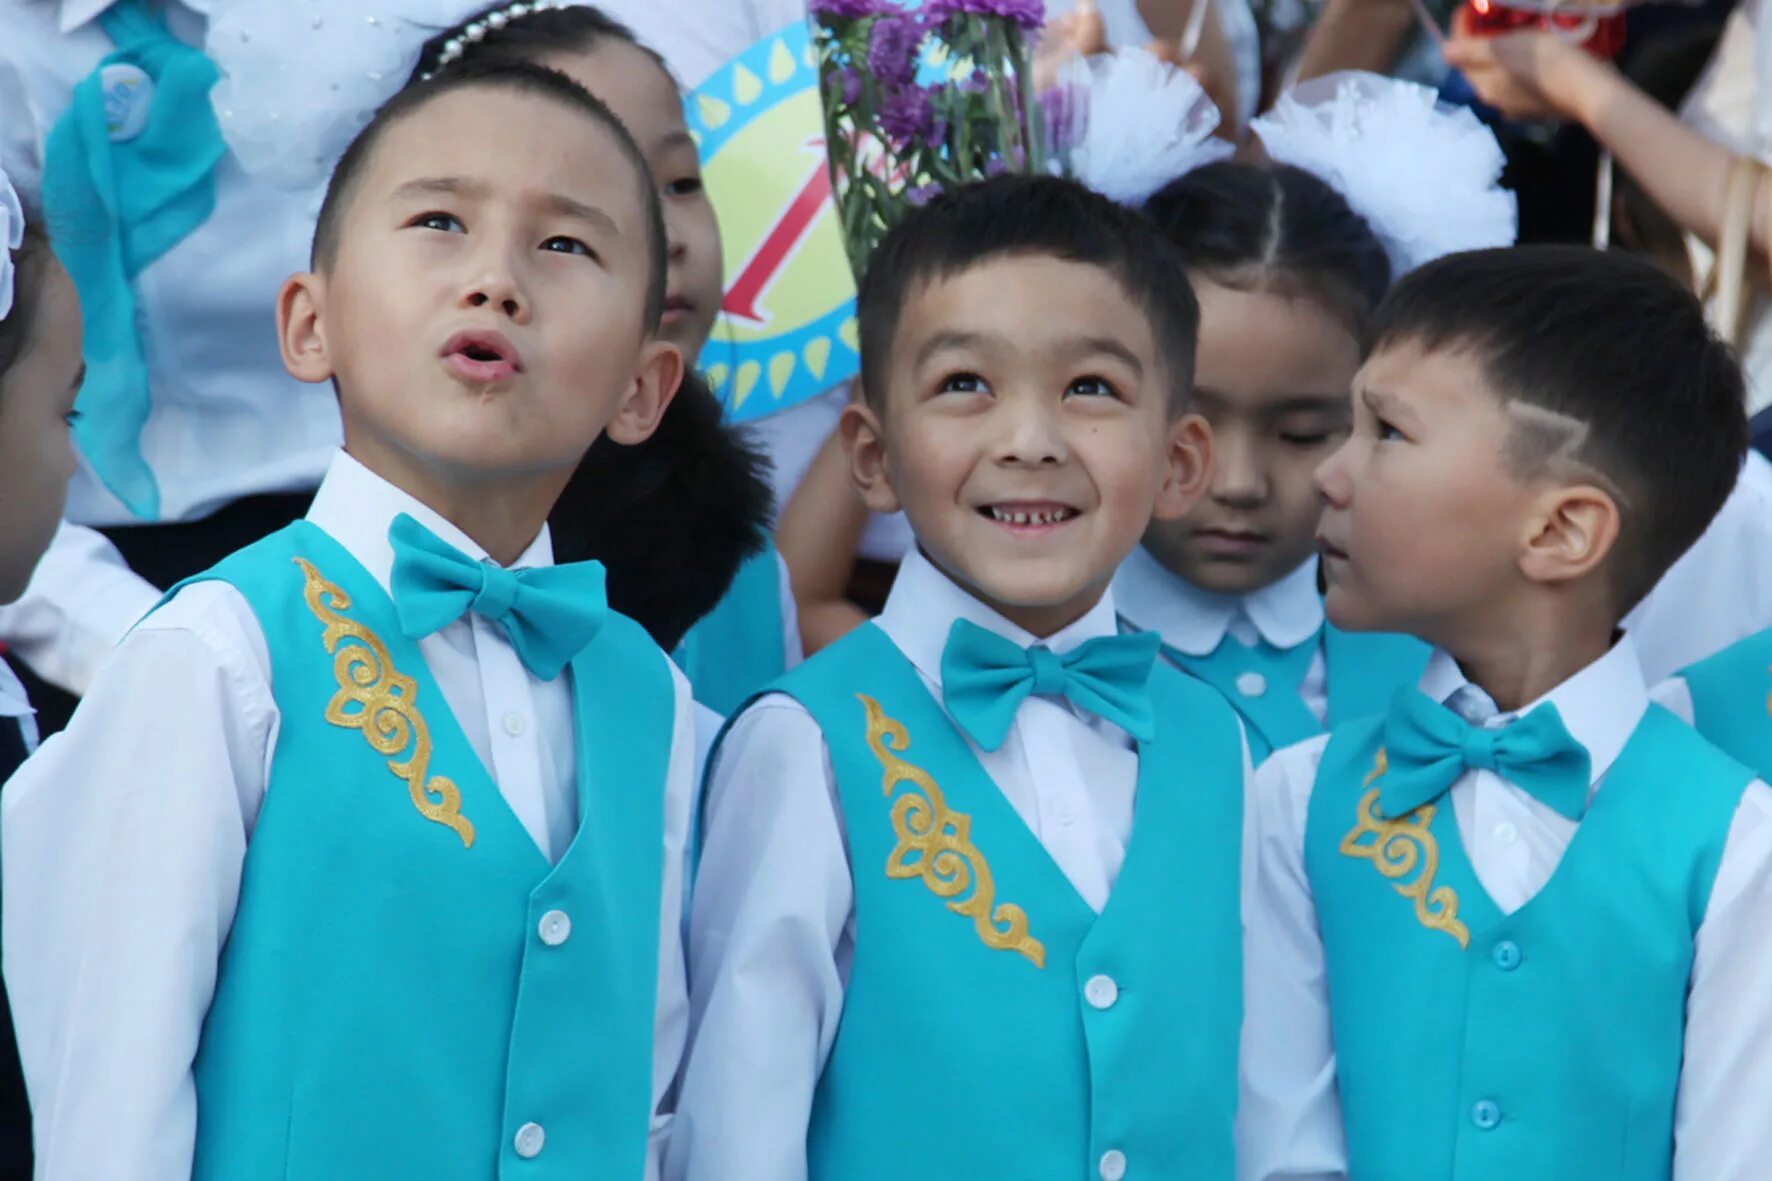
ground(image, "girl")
xmin=1114 ymin=72 xmax=1517 ymax=762
xmin=0 ymin=167 xmax=92 ymax=1181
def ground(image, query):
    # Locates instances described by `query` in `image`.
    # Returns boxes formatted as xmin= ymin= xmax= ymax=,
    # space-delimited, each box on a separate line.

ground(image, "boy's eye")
xmin=1375 ymin=417 xmax=1405 ymax=442
xmin=62 ymin=410 xmax=83 ymax=428
xmin=938 ymin=372 xmax=989 ymax=395
xmin=1066 ymin=375 xmax=1118 ymax=399
xmin=541 ymin=236 xmax=596 ymax=259
xmin=665 ymin=175 xmax=704 ymax=197
xmin=409 ymin=211 xmax=464 ymax=233
xmin=1279 ymin=431 xmax=1332 ymax=446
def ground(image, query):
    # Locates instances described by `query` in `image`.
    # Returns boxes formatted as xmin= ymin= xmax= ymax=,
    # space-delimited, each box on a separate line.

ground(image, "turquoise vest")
xmin=674 ymin=542 xmax=787 ymax=716
xmin=1160 ymin=622 xmax=1429 ymax=762
xmin=764 ymin=623 xmax=1243 ymax=1181
xmin=1682 ymin=625 xmax=1772 ymax=778
xmin=182 ymin=522 xmax=676 ymax=1179
xmin=1303 ymin=706 xmax=1750 ymax=1180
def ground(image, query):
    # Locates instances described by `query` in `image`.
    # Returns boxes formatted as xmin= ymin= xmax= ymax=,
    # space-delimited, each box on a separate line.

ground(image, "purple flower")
xmin=866 ymin=14 xmax=923 ymax=85
xmin=907 ymin=183 xmax=943 ymax=206
xmin=810 ymin=0 xmax=889 ymax=18
xmin=984 ymin=156 xmax=1008 ymax=177
xmin=922 ymin=0 xmax=1045 ymax=31
xmin=960 ymin=68 xmax=990 ymax=95
xmin=878 ymin=84 xmax=936 ymax=146
xmin=838 ymin=66 xmax=864 ymax=104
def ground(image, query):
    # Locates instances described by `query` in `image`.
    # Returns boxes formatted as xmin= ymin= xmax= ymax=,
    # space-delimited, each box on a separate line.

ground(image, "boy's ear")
xmin=840 ymin=398 xmax=902 ymax=515
xmin=278 ymin=272 xmax=335 ymax=385
xmin=1518 ymin=482 xmax=1621 ymax=588
xmin=604 ymin=339 xmax=685 ymax=446
xmin=1151 ymin=411 xmax=1213 ymax=521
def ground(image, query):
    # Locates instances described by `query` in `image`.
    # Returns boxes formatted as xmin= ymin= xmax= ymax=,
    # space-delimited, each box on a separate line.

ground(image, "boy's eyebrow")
xmin=915 ymin=330 xmax=991 ymax=368
xmin=1063 ymin=335 xmax=1146 ymax=378
xmin=655 ymin=130 xmax=698 ymax=153
xmin=1262 ymin=392 xmax=1352 ymax=416
xmin=390 ymin=175 xmax=620 ymax=235
xmin=1359 ymin=384 xmax=1418 ymax=426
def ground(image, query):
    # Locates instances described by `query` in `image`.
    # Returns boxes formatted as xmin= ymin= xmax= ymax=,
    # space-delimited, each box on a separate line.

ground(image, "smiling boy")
xmin=1240 ymin=246 xmax=1772 ymax=1181
xmin=4 ymin=61 xmax=693 ymax=1178
xmin=668 ymin=176 xmax=1247 ymax=1181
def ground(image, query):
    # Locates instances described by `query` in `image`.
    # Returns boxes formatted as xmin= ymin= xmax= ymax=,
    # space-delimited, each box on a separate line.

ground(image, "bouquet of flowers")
xmin=811 ymin=0 xmax=1064 ymax=280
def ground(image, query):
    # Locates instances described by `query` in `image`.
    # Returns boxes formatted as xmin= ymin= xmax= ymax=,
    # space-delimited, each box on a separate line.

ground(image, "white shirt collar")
xmin=305 ymin=450 xmax=555 ymax=597
xmin=1416 ymin=635 xmax=1648 ymax=788
xmin=876 ymin=548 xmax=1122 ymax=688
xmin=1112 ymin=548 xmax=1324 ymax=655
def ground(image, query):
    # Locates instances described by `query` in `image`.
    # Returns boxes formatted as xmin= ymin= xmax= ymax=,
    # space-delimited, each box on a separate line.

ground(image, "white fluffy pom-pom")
xmin=1061 ymin=48 xmax=1233 ymax=208
xmin=207 ymin=0 xmax=550 ymax=191
xmin=1251 ymin=71 xmax=1517 ymax=278
xmin=0 ymin=164 xmax=24 ymax=325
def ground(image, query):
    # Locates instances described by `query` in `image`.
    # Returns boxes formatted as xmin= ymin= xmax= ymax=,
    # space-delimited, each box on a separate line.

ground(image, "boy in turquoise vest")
xmin=1241 ymin=245 xmax=1772 ymax=1181
xmin=2 ymin=61 xmax=694 ymax=1178
xmin=669 ymin=175 xmax=1247 ymax=1181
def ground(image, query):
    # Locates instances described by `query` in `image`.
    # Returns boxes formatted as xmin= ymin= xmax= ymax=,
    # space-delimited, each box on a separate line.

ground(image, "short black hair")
xmin=1144 ymin=160 xmax=1390 ymax=341
xmin=856 ymin=174 xmax=1200 ymax=409
xmin=549 ymin=371 xmax=774 ymax=651
xmin=0 ymin=192 xmax=53 ymax=384
xmin=310 ymin=58 xmax=667 ymax=330
xmin=1371 ymin=244 xmax=1746 ymax=614
xmin=410 ymin=2 xmax=669 ymax=84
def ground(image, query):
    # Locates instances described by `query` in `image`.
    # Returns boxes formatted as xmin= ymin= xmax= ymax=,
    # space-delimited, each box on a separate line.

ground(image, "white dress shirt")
xmin=0 ymin=655 xmax=38 ymax=754
xmin=1 ymin=451 xmax=694 ymax=1180
xmin=668 ymin=549 xmax=1252 ymax=1181
xmin=1114 ymin=548 xmax=1329 ymax=724
xmin=1240 ymin=637 xmax=1772 ymax=1181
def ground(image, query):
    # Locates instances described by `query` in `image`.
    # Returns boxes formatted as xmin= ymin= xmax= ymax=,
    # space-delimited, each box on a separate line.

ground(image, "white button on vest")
xmin=538 ymin=910 xmax=572 ymax=946
xmin=1235 ymin=671 xmax=1267 ymax=698
xmin=1099 ymin=1148 xmax=1128 ymax=1180
xmin=503 ymin=712 xmax=528 ymax=737
xmin=514 ymin=1122 xmax=546 ymax=1158
xmin=1493 ymin=821 xmax=1519 ymax=848
xmin=1084 ymin=974 xmax=1119 ymax=1010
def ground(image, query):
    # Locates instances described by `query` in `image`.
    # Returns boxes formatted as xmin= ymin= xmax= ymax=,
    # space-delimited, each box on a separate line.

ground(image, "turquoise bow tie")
xmin=1379 ymin=689 xmax=1593 ymax=821
xmin=940 ymin=618 xmax=1162 ymax=752
xmin=43 ymin=0 xmax=227 ymax=520
xmin=387 ymin=514 xmax=607 ymax=682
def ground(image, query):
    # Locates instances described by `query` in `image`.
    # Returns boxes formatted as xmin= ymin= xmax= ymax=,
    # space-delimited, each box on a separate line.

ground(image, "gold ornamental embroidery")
xmin=1338 ymin=747 xmax=1468 ymax=949
xmin=296 ymin=558 xmax=476 ymax=848
xmin=857 ymin=694 xmax=1045 ymax=968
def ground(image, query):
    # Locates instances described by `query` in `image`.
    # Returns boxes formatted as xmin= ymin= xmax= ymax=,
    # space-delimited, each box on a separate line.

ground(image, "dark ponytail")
xmin=1143 ymin=161 xmax=1390 ymax=340
xmin=409 ymin=3 xmax=773 ymax=652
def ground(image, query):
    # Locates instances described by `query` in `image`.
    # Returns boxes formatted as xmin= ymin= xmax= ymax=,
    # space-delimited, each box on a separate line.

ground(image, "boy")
xmin=669 ymin=176 xmax=1244 ymax=1181
xmin=1241 ymin=246 xmax=1772 ymax=1181
xmin=3 ymin=61 xmax=693 ymax=1178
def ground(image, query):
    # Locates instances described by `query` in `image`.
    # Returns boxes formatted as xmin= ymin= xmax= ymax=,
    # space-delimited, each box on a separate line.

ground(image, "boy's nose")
xmin=995 ymin=398 xmax=1067 ymax=466
xmin=1211 ymin=434 xmax=1267 ymax=507
xmin=464 ymin=279 xmax=527 ymax=323
xmin=1314 ymin=440 xmax=1354 ymax=507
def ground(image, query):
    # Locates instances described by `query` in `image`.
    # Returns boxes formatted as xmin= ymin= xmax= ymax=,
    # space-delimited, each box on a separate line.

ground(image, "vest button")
xmin=1099 ymin=1148 xmax=1128 ymax=1180
xmin=514 ymin=1121 xmax=546 ymax=1158
xmin=1235 ymin=671 xmax=1268 ymax=698
xmin=1084 ymin=974 xmax=1119 ymax=1010
xmin=1491 ymin=940 xmax=1522 ymax=972
xmin=1471 ymin=1100 xmax=1501 ymax=1130
xmin=538 ymin=909 xmax=572 ymax=947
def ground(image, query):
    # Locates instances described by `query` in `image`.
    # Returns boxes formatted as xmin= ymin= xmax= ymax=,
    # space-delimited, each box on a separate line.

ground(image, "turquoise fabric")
xmin=1156 ymin=621 xmax=1430 ymax=762
xmin=1303 ymin=704 xmax=1750 ymax=1180
xmin=941 ymin=618 xmax=1162 ymax=751
xmin=178 ymin=521 xmax=675 ymax=1178
xmin=672 ymin=542 xmax=787 ymax=716
xmin=42 ymin=0 xmax=225 ymax=520
xmin=761 ymin=622 xmax=1244 ymax=1181
xmin=387 ymin=512 xmax=607 ymax=681
xmin=1682 ymin=625 xmax=1772 ymax=779
xmin=1379 ymin=690 xmax=1591 ymax=820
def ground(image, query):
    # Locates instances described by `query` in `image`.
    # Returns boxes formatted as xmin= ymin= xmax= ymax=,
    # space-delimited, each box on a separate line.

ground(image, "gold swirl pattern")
xmin=857 ymin=694 xmax=1045 ymax=968
xmin=1338 ymin=747 xmax=1468 ymax=949
xmin=296 ymin=558 xmax=476 ymax=848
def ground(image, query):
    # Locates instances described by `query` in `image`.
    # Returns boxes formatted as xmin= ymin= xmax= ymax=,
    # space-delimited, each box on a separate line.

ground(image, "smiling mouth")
xmin=1317 ymin=535 xmax=1349 ymax=562
xmin=981 ymin=503 xmax=1080 ymax=529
